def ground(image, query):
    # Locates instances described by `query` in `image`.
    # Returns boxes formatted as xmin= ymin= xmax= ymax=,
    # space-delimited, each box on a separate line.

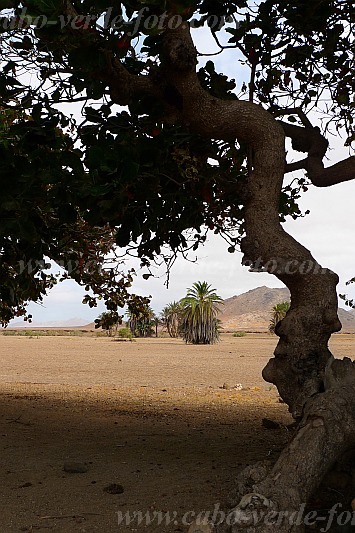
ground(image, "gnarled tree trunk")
xmin=103 ymin=16 xmax=355 ymax=533
xmin=164 ymin=22 xmax=355 ymax=533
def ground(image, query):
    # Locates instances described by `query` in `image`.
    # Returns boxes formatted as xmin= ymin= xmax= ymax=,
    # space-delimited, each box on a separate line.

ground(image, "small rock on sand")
xmin=103 ymin=483 xmax=124 ymax=495
xmin=63 ymin=462 xmax=88 ymax=474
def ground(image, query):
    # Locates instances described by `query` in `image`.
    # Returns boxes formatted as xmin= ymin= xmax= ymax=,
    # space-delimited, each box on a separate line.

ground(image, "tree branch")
xmin=61 ymin=1 xmax=158 ymax=105
xmin=273 ymin=107 xmax=313 ymax=128
xmin=279 ymin=116 xmax=355 ymax=187
xmin=285 ymin=158 xmax=308 ymax=173
xmin=99 ymin=51 xmax=160 ymax=106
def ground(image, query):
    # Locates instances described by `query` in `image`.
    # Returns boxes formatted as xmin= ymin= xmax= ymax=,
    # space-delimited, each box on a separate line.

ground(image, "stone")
xmin=63 ymin=462 xmax=88 ymax=474
xmin=103 ymin=483 xmax=124 ymax=495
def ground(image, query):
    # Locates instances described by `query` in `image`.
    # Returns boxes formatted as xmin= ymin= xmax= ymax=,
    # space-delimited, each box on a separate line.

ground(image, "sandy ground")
xmin=0 ymin=334 xmax=354 ymax=533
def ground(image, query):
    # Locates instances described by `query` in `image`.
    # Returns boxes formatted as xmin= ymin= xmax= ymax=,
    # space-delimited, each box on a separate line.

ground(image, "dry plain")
xmin=0 ymin=333 xmax=354 ymax=533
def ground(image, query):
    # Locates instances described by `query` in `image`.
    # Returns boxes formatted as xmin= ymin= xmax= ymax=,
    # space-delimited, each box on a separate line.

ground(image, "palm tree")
xmin=161 ymin=301 xmax=183 ymax=338
xmin=127 ymin=304 xmax=156 ymax=338
xmin=181 ymin=281 xmax=223 ymax=344
xmin=269 ymin=301 xmax=290 ymax=334
xmin=94 ymin=311 xmax=121 ymax=337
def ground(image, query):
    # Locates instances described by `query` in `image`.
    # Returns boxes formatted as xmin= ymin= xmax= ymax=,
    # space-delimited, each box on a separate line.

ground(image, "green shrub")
xmin=2 ymin=330 xmax=16 ymax=336
xmin=233 ymin=331 xmax=247 ymax=337
xmin=2 ymin=329 xmax=92 ymax=337
xmin=118 ymin=328 xmax=133 ymax=339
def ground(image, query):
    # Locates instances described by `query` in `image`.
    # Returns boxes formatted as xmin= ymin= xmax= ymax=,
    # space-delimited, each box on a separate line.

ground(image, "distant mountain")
xmin=219 ymin=286 xmax=355 ymax=333
xmin=7 ymin=317 xmax=90 ymax=329
xmin=338 ymin=308 xmax=355 ymax=332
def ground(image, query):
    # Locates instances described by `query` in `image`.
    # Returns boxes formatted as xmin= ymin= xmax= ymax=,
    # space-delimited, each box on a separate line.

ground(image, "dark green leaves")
xmin=198 ymin=61 xmax=237 ymax=100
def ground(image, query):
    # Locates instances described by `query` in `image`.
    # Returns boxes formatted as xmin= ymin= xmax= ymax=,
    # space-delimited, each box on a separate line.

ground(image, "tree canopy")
xmin=0 ymin=0 xmax=353 ymax=325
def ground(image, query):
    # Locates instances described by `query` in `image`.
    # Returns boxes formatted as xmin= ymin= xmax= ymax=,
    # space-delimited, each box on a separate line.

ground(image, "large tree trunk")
xmin=160 ymin=22 xmax=355 ymax=533
xmin=186 ymin=119 xmax=355 ymax=531
xmin=188 ymin=149 xmax=354 ymax=532
xmin=106 ymin=18 xmax=355 ymax=533
xmin=196 ymin=145 xmax=355 ymax=533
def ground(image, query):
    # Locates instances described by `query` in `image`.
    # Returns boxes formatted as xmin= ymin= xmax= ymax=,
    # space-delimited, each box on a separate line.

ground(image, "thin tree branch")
xmin=273 ymin=107 xmax=313 ymax=129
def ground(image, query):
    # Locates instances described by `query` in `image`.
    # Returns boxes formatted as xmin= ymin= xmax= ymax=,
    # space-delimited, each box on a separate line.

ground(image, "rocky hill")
xmin=219 ymin=286 xmax=355 ymax=333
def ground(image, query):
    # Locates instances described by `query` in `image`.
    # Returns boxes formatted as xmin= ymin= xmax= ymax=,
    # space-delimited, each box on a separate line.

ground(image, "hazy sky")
xmin=10 ymin=25 xmax=355 ymax=324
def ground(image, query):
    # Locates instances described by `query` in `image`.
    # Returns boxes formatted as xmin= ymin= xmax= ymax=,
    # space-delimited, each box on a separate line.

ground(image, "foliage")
xmin=340 ymin=276 xmax=355 ymax=309
xmin=2 ymin=328 xmax=94 ymax=336
xmin=180 ymin=281 xmax=223 ymax=344
xmin=95 ymin=310 xmax=122 ymax=336
xmin=233 ymin=331 xmax=246 ymax=337
xmin=269 ymin=301 xmax=290 ymax=334
xmin=0 ymin=103 xmax=145 ymax=325
xmin=161 ymin=300 xmax=183 ymax=338
xmin=127 ymin=302 xmax=156 ymax=337
xmin=117 ymin=327 xmax=133 ymax=339
xmin=0 ymin=1 xmax=353 ymax=323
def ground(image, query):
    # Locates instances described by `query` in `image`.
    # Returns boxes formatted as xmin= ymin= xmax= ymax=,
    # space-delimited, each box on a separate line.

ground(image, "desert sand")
xmin=0 ymin=333 xmax=354 ymax=532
